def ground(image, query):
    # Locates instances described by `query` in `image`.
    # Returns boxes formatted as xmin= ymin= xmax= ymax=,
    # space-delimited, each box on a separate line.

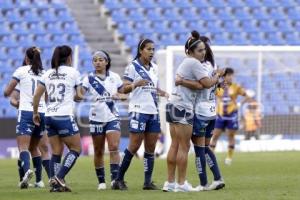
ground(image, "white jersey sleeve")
xmin=123 ymin=64 xmax=136 ymax=82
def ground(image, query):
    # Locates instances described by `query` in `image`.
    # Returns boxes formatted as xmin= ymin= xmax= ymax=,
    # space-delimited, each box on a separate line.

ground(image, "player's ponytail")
xmin=200 ymin=36 xmax=215 ymax=67
xmin=134 ymin=38 xmax=154 ymax=60
xmin=51 ymin=45 xmax=72 ymax=75
xmin=24 ymin=46 xmax=43 ymax=75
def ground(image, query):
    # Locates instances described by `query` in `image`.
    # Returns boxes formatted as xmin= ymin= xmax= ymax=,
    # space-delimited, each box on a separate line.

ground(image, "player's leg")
xmin=29 ymin=135 xmax=43 ymax=188
xmin=39 ymin=133 xmax=51 ymax=179
xmin=92 ymin=134 xmax=106 ymax=189
xmin=210 ymin=115 xmax=226 ymax=150
xmin=226 ymin=129 xmax=236 ymax=165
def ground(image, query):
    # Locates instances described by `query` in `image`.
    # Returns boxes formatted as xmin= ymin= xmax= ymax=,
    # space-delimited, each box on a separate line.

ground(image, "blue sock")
xmin=194 ymin=145 xmax=208 ymax=186
xmin=110 ymin=164 xmax=119 ymax=182
xmin=56 ymin=150 xmax=79 ymax=180
xmin=50 ymin=154 xmax=61 ymax=178
xmin=17 ymin=159 xmax=24 ymax=181
xmin=95 ymin=167 xmax=105 ymax=184
xmin=205 ymin=146 xmax=222 ymax=181
xmin=32 ymin=156 xmax=42 ymax=182
xmin=144 ymin=152 xmax=154 ymax=185
xmin=117 ymin=149 xmax=133 ymax=181
xmin=19 ymin=151 xmax=31 ymax=174
xmin=42 ymin=159 xmax=50 ymax=179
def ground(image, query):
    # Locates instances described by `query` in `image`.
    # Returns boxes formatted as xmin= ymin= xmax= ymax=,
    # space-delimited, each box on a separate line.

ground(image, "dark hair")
xmin=51 ymin=45 xmax=72 ymax=73
xmin=102 ymin=50 xmax=111 ymax=71
xmin=22 ymin=46 xmax=43 ymax=75
xmin=185 ymin=30 xmax=215 ymax=66
xmin=134 ymin=38 xmax=154 ymax=60
xmin=224 ymin=67 xmax=234 ymax=76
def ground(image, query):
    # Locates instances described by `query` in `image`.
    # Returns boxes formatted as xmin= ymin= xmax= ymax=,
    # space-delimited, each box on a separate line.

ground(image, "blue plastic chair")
xmin=223 ymin=20 xmax=241 ymax=33
xmin=152 ymin=21 xmax=170 ymax=34
xmin=162 ymin=8 xmax=181 ymax=21
xmin=199 ymin=8 xmax=217 ymax=20
xmin=233 ymin=7 xmax=252 ymax=20
xmin=244 ymin=0 xmax=261 ymax=8
xmin=216 ymin=8 xmax=235 ymax=21
xmin=173 ymin=0 xmax=191 ymax=8
xmin=139 ymin=0 xmax=157 ymax=9
xmin=0 ymin=22 xmax=11 ymax=36
xmin=23 ymin=10 xmax=41 ymax=23
xmin=118 ymin=22 xmax=135 ymax=34
xmin=111 ymin=9 xmax=128 ymax=23
xmin=169 ymin=21 xmax=187 ymax=34
xmin=191 ymin=0 xmax=210 ymax=8
xmin=251 ymin=8 xmax=270 ymax=20
xmin=240 ymin=20 xmax=259 ymax=33
xmin=275 ymin=20 xmax=294 ymax=32
xmin=128 ymin=9 xmax=146 ymax=22
xmin=268 ymin=8 xmax=287 ymax=20
xmin=156 ymin=0 xmax=174 ymax=9
xmin=5 ymin=10 xmax=23 ymax=23
xmin=145 ymin=8 xmax=163 ymax=22
xmin=134 ymin=21 xmax=154 ymax=34
xmin=209 ymin=0 xmax=226 ymax=8
xmin=231 ymin=32 xmax=249 ymax=45
xmin=257 ymin=20 xmax=277 ymax=33
xmin=226 ymin=0 xmax=244 ymax=8
xmin=11 ymin=23 xmax=29 ymax=36
xmin=1 ymin=35 xmax=18 ymax=48
xmin=104 ymin=0 xmax=122 ymax=10
xmin=266 ymin=32 xmax=285 ymax=45
xmin=181 ymin=8 xmax=199 ymax=21
xmin=287 ymin=7 xmax=300 ymax=20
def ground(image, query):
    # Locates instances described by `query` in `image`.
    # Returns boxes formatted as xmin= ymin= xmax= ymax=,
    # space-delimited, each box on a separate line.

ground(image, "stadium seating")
xmin=0 ymin=0 xmax=90 ymax=117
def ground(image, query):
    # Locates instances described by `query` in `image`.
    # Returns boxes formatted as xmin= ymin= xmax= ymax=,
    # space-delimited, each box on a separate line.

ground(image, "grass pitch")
xmin=0 ymin=151 xmax=299 ymax=200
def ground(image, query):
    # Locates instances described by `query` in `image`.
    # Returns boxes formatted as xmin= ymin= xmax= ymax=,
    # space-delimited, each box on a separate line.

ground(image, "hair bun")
xmin=191 ymin=30 xmax=200 ymax=39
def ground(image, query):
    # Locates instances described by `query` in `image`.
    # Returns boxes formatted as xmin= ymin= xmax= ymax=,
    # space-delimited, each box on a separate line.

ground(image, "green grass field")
xmin=1 ymin=151 xmax=299 ymax=200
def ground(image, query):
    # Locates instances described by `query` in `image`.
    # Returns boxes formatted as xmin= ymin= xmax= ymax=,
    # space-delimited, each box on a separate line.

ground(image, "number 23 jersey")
xmin=39 ymin=66 xmax=81 ymax=116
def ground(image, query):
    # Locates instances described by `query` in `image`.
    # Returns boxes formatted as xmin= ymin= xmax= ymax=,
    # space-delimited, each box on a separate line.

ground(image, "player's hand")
xmin=112 ymin=93 xmax=127 ymax=101
xmin=133 ymin=79 xmax=149 ymax=88
xmin=215 ymin=68 xmax=225 ymax=77
xmin=33 ymin=113 xmax=41 ymax=126
xmin=175 ymin=74 xmax=183 ymax=86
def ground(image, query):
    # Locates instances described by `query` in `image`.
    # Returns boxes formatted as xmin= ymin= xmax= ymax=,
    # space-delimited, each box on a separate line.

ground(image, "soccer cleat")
xmin=49 ymin=176 xmax=72 ymax=192
xmin=143 ymin=181 xmax=159 ymax=190
xmin=97 ymin=183 xmax=107 ymax=190
xmin=225 ymin=158 xmax=232 ymax=165
xmin=20 ymin=169 xmax=34 ymax=189
xmin=34 ymin=181 xmax=45 ymax=188
xmin=208 ymin=179 xmax=225 ymax=190
xmin=111 ymin=180 xmax=128 ymax=190
xmin=175 ymin=181 xmax=197 ymax=192
xmin=162 ymin=181 xmax=176 ymax=192
xmin=18 ymin=182 xmax=28 ymax=189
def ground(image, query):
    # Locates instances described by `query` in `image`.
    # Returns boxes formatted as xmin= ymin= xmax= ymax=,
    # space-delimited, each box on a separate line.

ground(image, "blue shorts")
xmin=193 ymin=115 xmax=215 ymax=138
xmin=165 ymin=103 xmax=194 ymax=126
xmin=16 ymin=111 xmax=45 ymax=138
xmin=45 ymin=115 xmax=79 ymax=137
xmin=89 ymin=120 xmax=121 ymax=135
xmin=129 ymin=112 xmax=161 ymax=133
xmin=215 ymin=111 xmax=239 ymax=130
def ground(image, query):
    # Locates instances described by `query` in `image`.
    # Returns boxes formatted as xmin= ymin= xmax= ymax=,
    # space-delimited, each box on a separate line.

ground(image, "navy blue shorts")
xmin=45 ymin=115 xmax=79 ymax=137
xmin=215 ymin=111 xmax=239 ymax=130
xmin=166 ymin=103 xmax=194 ymax=126
xmin=16 ymin=111 xmax=45 ymax=138
xmin=193 ymin=115 xmax=215 ymax=138
xmin=129 ymin=112 xmax=161 ymax=133
xmin=89 ymin=120 xmax=121 ymax=135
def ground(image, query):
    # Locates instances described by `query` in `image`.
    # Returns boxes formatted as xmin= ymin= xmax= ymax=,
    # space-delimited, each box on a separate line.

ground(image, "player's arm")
xmin=10 ymin=89 xmax=20 ymax=108
xmin=199 ymin=68 xmax=225 ymax=89
xmin=74 ymin=85 xmax=86 ymax=102
xmin=157 ymin=87 xmax=169 ymax=98
xmin=175 ymin=74 xmax=203 ymax=90
xmin=3 ymin=79 xmax=18 ymax=97
xmin=119 ymin=79 xmax=149 ymax=94
xmin=33 ymin=83 xmax=46 ymax=126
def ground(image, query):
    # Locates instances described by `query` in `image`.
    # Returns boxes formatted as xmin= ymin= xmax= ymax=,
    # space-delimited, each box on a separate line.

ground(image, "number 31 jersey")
xmin=39 ymin=66 xmax=81 ymax=116
xmin=12 ymin=65 xmax=46 ymax=113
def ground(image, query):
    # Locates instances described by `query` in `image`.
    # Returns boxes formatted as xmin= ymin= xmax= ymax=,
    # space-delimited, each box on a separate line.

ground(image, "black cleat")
xmin=143 ymin=182 xmax=159 ymax=190
xmin=111 ymin=180 xmax=128 ymax=190
xmin=49 ymin=177 xmax=72 ymax=192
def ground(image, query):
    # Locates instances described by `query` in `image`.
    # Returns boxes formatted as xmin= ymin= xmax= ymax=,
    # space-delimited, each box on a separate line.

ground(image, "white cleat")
xmin=97 ymin=183 xmax=107 ymax=190
xmin=208 ymin=179 xmax=225 ymax=190
xmin=194 ymin=184 xmax=210 ymax=191
xmin=175 ymin=181 xmax=197 ymax=192
xmin=225 ymin=158 xmax=232 ymax=165
xmin=20 ymin=169 xmax=34 ymax=189
xmin=34 ymin=181 xmax=45 ymax=188
xmin=162 ymin=181 xmax=176 ymax=192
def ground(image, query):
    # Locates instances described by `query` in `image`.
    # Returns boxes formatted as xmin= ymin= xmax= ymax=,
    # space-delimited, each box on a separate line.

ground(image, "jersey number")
xmin=48 ymin=83 xmax=66 ymax=103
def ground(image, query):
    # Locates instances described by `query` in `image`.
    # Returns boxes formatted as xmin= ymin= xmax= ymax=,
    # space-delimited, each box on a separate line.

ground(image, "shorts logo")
xmin=140 ymin=122 xmax=146 ymax=131
xmin=130 ymin=119 xmax=139 ymax=130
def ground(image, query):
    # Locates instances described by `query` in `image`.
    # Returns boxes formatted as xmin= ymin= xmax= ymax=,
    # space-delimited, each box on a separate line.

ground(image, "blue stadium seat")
xmin=0 ymin=0 xmax=14 ymax=11
xmin=139 ymin=0 xmax=157 ymax=9
xmin=0 ymin=22 xmax=11 ymax=36
xmin=181 ymin=8 xmax=199 ymax=21
xmin=287 ymin=7 xmax=300 ymax=20
xmin=269 ymin=8 xmax=287 ymax=20
xmin=159 ymin=34 xmax=177 ymax=46
xmin=134 ymin=21 xmax=154 ymax=34
xmin=266 ymin=32 xmax=285 ymax=45
xmin=216 ymin=8 xmax=235 ymax=20
xmin=34 ymin=0 xmax=51 ymax=11
xmin=177 ymin=33 xmax=190 ymax=44
xmin=156 ymin=0 xmax=174 ymax=9
xmin=0 ymin=49 xmax=8 ymax=61
xmin=209 ymin=0 xmax=227 ymax=8
xmin=128 ymin=9 xmax=146 ymax=22
xmin=231 ymin=32 xmax=249 ymax=45
xmin=261 ymin=0 xmax=280 ymax=8
xmin=111 ymin=9 xmax=129 ymax=23
xmin=5 ymin=10 xmax=23 ymax=23
xmin=173 ymin=0 xmax=191 ymax=8
xmin=18 ymin=35 xmax=34 ymax=47
xmin=284 ymin=32 xmax=300 ymax=45
xmin=17 ymin=0 xmax=34 ymax=11
xmin=152 ymin=21 xmax=170 ymax=34
xmin=145 ymin=8 xmax=163 ymax=22
xmin=11 ymin=23 xmax=29 ymax=36
xmin=187 ymin=20 xmax=206 ymax=31
xmin=212 ymin=33 xmax=231 ymax=45
xmin=233 ymin=7 xmax=252 ymax=20
xmin=275 ymin=20 xmax=294 ymax=32
xmin=23 ymin=9 xmax=41 ymax=23
xmin=104 ymin=0 xmax=122 ymax=10
xmin=46 ymin=22 xmax=64 ymax=35
xmin=240 ymin=20 xmax=259 ymax=33
xmin=223 ymin=20 xmax=241 ymax=33
xmin=63 ymin=22 xmax=80 ymax=34
xmin=199 ymin=8 xmax=217 ymax=20
xmin=69 ymin=35 xmax=86 ymax=45
xmin=57 ymin=10 xmax=74 ymax=23
xmin=278 ymin=0 xmax=297 ymax=8
xmin=7 ymin=48 xmax=24 ymax=60
xmin=162 ymin=8 xmax=181 ymax=21
xmin=248 ymin=33 xmax=268 ymax=45
xmin=124 ymin=34 xmax=140 ymax=48
xmin=28 ymin=23 xmax=47 ymax=35
xmin=35 ymin=35 xmax=53 ymax=48
xmin=226 ymin=0 xmax=244 ymax=8
xmin=121 ymin=0 xmax=140 ymax=9
xmin=40 ymin=10 xmax=58 ymax=23
xmin=257 ymin=20 xmax=277 ymax=33
xmin=244 ymin=0 xmax=261 ymax=8
xmin=1 ymin=35 xmax=18 ymax=48
xmin=118 ymin=22 xmax=135 ymax=35
xmin=191 ymin=0 xmax=210 ymax=8
xmin=251 ymin=8 xmax=270 ymax=20
xmin=206 ymin=20 xmax=223 ymax=33
xmin=169 ymin=21 xmax=187 ymax=34
xmin=50 ymin=1 xmax=67 ymax=11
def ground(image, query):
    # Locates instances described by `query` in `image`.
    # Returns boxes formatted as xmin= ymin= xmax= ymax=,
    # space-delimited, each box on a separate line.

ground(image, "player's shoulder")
xmin=108 ymin=70 xmax=121 ymax=79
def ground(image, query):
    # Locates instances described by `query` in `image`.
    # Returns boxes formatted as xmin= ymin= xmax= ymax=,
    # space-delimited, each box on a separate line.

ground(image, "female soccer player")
xmin=32 ymin=45 xmax=82 ymax=192
xmin=80 ymin=50 xmax=125 ymax=190
xmin=10 ymin=86 xmax=51 ymax=187
xmin=4 ymin=47 xmax=45 ymax=189
xmin=210 ymin=68 xmax=249 ymax=165
xmin=112 ymin=39 xmax=168 ymax=190
xmin=164 ymin=31 xmax=220 ymax=192
xmin=176 ymin=32 xmax=225 ymax=191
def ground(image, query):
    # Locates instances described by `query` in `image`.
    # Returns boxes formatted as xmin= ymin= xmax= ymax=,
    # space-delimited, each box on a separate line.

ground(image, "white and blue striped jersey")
xmin=123 ymin=59 xmax=159 ymax=114
xmin=12 ymin=65 xmax=46 ymax=113
xmin=39 ymin=66 xmax=81 ymax=116
xmin=194 ymin=61 xmax=217 ymax=117
xmin=82 ymin=71 xmax=123 ymax=122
